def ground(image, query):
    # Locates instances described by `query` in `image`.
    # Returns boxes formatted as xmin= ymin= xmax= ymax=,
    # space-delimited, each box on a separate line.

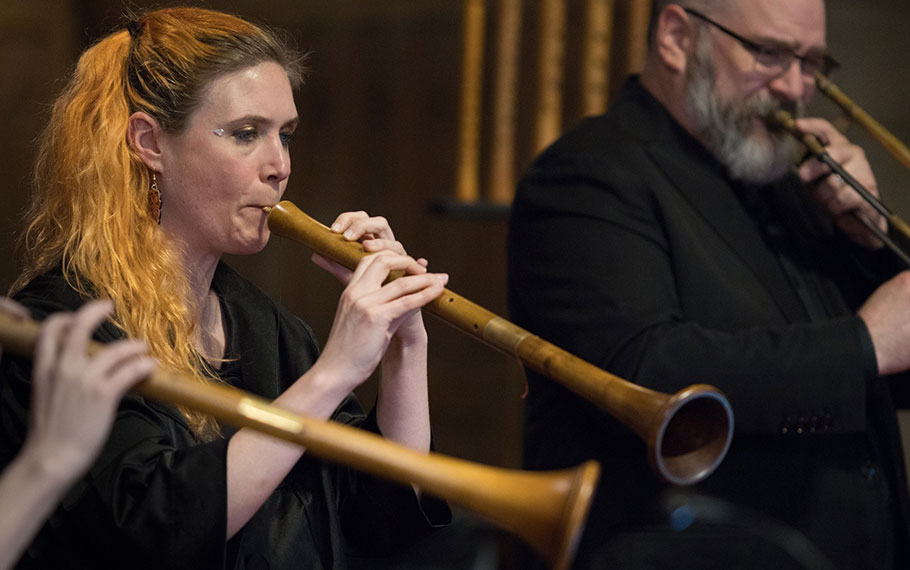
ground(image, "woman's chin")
xmin=227 ymin=231 xmax=271 ymax=256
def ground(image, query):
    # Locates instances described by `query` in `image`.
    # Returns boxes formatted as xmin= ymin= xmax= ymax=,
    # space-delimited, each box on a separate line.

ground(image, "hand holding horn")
xmin=266 ymin=201 xmax=734 ymax=486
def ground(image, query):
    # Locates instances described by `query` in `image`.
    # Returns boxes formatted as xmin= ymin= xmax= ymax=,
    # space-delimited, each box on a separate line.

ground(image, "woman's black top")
xmin=0 ymin=262 xmax=449 ymax=570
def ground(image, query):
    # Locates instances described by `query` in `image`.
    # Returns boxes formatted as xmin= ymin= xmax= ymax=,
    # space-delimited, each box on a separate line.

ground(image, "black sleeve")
xmin=89 ymin=394 xmax=230 ymax=568
xmin=509 ymin=165 xmax=871 ymax=436
xmin=260 ymin=288 xmax=451 ymax=558
xmin=0 ymin=275 xmax=230 ymax=569
xmin=336 ymin=406 xmax=451 ymax=557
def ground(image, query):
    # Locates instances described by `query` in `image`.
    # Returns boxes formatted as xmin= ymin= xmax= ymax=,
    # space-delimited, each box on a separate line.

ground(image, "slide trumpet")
xmin=814 ymin=72 xmax=910 ymax=170
xmin=766 ymin=109 xmax=910 ymax=266
xmin=0 ymin=310 xmax=598 ymax=570
xmin=265 ymin=200 xmax=734 ymax=486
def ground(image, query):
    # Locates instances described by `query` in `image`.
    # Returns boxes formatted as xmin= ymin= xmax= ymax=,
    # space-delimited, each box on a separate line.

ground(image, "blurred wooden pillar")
xmin=581 ymin=0 xmax=614 ymax=118
xmin=487 ymin=0 xmax=524 ymax=205
xmin=624 ymin=0 xmax=651 ymax=74
xmin=450 ymin=0 xmax=651 ymax=209
xmin=609 ymin=0 xmax=651 ymax=100
xmin=455 ymin=0 xmax=486 ymax=204
xmin=533 ymin=0 xmax=566 ymax=155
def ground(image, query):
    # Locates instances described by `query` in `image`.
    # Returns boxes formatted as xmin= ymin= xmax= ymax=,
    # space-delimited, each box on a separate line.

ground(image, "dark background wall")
xmin=1 ymin=0 xmax=909 ymax=478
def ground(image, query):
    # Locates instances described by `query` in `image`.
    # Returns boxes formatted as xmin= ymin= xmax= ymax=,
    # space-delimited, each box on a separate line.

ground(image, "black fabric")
xmin=0 ymin=262 xmax=449 ymax=570
xmin=507 ymin=78 xmax=910 ymax=570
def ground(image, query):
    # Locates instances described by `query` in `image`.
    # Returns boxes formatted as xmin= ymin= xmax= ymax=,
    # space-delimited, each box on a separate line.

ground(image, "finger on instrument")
xmin=0 ymin=298 xmax=30 ymax=320
xmin=794 ymin=117 xmax=847 ymax=147
xmin=351 ymin=250 xmax=427 ymax=287
xmin=83 ymin=338 xmax=154 ymax=394
xmin=33 ymin=312 xmax=73 ymax=392
xmin=331 ymin=211 xmax=396 ymax=242
xmin=361 ymin=237 xmax=408 ymax=256
xmin=59 ymin=300 xmax=114 ymax=367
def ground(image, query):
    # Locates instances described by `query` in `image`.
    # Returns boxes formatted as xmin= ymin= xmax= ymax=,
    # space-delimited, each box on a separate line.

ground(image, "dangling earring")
xmin=148 ymin=172 xmax=162 ymax=224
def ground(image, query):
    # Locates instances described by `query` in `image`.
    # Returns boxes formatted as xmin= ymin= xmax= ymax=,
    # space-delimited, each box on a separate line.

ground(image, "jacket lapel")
xmin=624 ymin=86 xmax=809 ymax=322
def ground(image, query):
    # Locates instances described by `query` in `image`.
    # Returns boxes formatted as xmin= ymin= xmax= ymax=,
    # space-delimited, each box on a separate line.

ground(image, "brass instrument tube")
xmin=815 ymin=72 xmax=910 ymax=170
xmin=767 ymin=109 xmax=910 ymax=267
xmin=266 ymin=201 xmax=734 ymax=486
xmin=0 ymin=310 xmax=599 ymax=570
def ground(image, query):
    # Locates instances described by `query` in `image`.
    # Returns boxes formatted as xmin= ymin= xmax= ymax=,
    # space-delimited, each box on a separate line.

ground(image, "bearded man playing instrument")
xmin=508 ymin=1 xmax=910 ymax=568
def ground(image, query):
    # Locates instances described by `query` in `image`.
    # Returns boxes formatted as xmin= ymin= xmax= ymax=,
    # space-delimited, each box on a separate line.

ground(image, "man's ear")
xmin=127 ymin=111 xmax=165 ymax=172
xmin=653 ymin=4 xmax=695 ymax=74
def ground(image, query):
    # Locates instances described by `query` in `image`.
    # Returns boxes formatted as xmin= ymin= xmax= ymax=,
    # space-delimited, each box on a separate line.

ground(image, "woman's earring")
xmin=148 ymin=172 xmax=162 ymax=224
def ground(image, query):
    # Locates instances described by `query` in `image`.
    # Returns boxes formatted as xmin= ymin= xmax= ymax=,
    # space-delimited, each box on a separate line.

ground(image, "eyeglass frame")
xmin=682 ymin=7 xmax=840 ymax=78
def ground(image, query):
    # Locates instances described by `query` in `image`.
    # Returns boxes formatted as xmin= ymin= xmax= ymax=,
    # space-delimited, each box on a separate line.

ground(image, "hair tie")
xmin=126 ymin=19 xmax=142 ymax=39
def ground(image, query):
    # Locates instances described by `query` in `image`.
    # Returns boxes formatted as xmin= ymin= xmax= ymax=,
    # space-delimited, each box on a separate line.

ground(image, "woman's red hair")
xmin=14 ymin=7 xmax=304 ymax=438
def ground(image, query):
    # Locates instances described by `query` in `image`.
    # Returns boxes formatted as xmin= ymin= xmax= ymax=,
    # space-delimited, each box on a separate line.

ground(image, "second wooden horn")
xmin=0 ymin=311 xmax=597 ymax=570
xmin=266 ymin=201 xmax=734 ymax=486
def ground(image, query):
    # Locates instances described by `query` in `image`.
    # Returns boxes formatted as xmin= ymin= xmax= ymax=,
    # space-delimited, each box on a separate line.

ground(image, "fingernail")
xmin=343 ymin=230 xmax=355 ymax=239
xmin=331 ymin=223 xmax=341 ymax=232
xmin=438 ymin=273 xmax=449 ymax=285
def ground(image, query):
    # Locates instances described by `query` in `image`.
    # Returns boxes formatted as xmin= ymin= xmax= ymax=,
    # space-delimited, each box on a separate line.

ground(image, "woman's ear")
xmin=653 ymin=4 xmax=695 ymax=74
xmin=127 ymin=112 xmax=165 ymax=172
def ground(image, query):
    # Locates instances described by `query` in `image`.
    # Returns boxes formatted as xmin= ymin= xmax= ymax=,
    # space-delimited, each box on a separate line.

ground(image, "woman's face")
xmin=157 ymin=61 xmax=298 ymax=259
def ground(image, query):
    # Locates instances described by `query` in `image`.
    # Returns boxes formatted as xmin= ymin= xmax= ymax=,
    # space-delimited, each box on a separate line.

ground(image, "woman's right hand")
xmin=310 ymin=249 xmax=446 ymax=393
xmin=24 ymin=300 xmax=157 ymax=481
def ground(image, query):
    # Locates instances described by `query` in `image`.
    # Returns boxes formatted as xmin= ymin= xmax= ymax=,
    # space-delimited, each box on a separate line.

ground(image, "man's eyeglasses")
xmin=683 ymin=7 xmax=840 ymax=78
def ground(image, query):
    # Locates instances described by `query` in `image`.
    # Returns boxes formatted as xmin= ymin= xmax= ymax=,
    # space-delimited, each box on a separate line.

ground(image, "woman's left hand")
xmin=312 ymin=211 xmax=434 ymax=346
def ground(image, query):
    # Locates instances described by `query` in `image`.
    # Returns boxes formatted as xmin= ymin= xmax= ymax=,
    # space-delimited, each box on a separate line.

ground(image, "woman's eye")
xmin=280 ymin=131 xmax=296 ymax=147
xmin=232 ymin=128 xmax=258 ymax=143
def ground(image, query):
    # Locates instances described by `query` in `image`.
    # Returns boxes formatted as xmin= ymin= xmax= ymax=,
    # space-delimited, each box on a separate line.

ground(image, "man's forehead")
xmin=730 ymin=0 xmax=827 ymax=48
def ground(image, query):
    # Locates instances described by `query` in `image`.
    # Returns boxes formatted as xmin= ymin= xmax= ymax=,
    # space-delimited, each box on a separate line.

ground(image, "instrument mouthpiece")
xmin=262 ymin=206 xmax=273 ymax=213
xmin=765 ymin=109 xmax=796 ymax=132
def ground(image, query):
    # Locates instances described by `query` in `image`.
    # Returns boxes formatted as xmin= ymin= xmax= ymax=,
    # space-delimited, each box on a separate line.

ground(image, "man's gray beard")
xmin=684 ymin=36 xmax=803 ymax=185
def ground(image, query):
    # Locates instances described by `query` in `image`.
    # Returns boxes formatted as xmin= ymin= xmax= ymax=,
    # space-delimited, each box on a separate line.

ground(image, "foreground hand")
xmin=796 ymin=117 xmax=885 ymax=248
xmin=26 ymin=300 xmax=157 ymax=479
xmin=315 ymin=244 xmax=447 ymax=390
xmin=0 ymin=298 xmax=30 ymax=359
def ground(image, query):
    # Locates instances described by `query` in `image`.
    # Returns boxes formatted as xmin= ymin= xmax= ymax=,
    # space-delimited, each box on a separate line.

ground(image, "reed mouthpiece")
xmin=765 ymin=109 xmax=796 ymax=132
xmin=262 ymin=206 xmax=273 ymax=213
